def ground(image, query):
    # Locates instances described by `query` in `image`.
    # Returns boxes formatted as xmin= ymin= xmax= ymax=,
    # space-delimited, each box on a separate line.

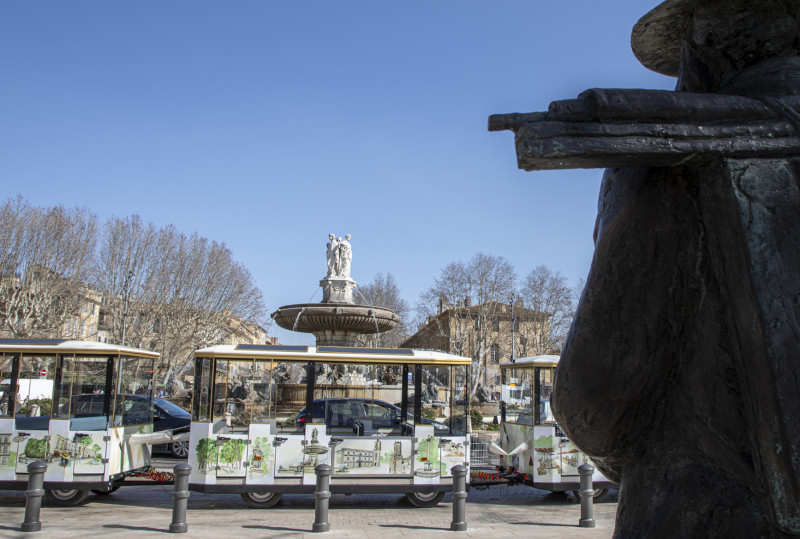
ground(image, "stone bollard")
xmin=21 ymin=460 xmax=47 ymax=532
xmin=578 ymin=463 xmax=596 ymax=528
xmin=169 ymin=462 xmax=192 ymax=533
xmin=313 ymin=464 xmax=332 ymax=533
xmin=450 ymin=465 xmax=468 ymax=532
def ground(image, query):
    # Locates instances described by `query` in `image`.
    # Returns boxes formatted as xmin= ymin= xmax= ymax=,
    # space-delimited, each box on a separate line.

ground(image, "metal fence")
xmin=470 ymin=432 xmax=500 ymax=468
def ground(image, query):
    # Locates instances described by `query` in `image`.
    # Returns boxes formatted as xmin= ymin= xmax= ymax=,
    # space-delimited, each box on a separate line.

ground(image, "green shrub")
xmin=421 ymin=407 xmax=436 ymax=420
xmin=470 ymin=409 xmax=484 ymax=429
xmin=19 ymin=398 xmax=52 ymax=416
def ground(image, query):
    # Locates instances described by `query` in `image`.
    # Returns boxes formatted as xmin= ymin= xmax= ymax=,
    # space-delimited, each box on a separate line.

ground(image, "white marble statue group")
xmin=326 ymin=233 xmax=352 ymax=279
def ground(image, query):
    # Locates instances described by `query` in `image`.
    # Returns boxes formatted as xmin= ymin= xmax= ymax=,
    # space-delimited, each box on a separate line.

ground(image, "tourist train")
xmin=188 ymin=343 xmax=471 ymax=508
xmin=490 ymin=354 xmax=616 ymax=498
xmin=0 ymin=337 xmax=613 ymax=508
xmin=0 ymin=339 xmax=168 ymax=506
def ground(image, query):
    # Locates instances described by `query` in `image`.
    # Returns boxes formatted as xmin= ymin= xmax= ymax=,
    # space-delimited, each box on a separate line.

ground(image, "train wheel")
xmin=241 ymin=491 xmax=282 ymax=509
xmin=44 ymin=489 xmax=90 ymax=506
xmin=405 ymin=491 xmax=445 ymax=508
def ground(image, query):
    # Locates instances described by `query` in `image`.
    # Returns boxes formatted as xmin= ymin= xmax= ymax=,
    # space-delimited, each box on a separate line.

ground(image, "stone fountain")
xmin=271 ymin=234 xmax=400 ymax=347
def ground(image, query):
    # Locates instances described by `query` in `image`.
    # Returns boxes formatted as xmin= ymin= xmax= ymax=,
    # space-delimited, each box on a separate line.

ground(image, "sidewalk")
xmin=0 ymin=484 xmax=618 ymax=538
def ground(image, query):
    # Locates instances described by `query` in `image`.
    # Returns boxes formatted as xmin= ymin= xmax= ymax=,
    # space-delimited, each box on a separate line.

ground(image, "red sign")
xmin=39 ymin=368 xmax=47 ymax=377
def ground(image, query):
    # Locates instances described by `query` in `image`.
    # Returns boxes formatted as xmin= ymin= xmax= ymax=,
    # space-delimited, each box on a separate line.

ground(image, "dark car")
xmin=151 ymin=397 xmax=191 ymax=458
xmin=60 ymin=394 xmax=190 ymax=458
xmin=294 ymin=398 xmax=449 ymax=433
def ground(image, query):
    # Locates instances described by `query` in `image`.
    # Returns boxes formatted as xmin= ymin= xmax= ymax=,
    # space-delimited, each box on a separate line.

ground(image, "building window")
xmin=490 ymin=344 xmax=499 ymax=363
xmin=492 ymin=318 xmax=499 ymax=332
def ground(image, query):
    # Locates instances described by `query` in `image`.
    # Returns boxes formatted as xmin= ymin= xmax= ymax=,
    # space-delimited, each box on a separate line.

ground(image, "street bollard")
xmin=21 ymin=460 xmax=47 ymax=532
xmin=313 ymin=464 xmax=332 ymax=533
xmin=450 ymin=465 xmax=468 ymax=531
xmin=578 ymin=463 xmax=596 ymax=528
xmin=169 ymin=462 xmax=192 ymax=533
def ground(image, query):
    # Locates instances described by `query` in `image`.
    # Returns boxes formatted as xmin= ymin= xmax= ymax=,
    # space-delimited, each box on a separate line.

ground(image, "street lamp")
xmin=510 ymin=293 xmax=516 ymax=363
xmin=121 ymin=269 xmax=134 ymax=346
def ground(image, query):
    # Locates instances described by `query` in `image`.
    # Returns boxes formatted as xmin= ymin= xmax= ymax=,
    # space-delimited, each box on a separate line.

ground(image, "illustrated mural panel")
xmin=413 ymin=426 xmax=439 ymax=485
xmin=0 ymin=418 xmax=16 ymax=480
xmin=246 ymin=424 xmax=274 ymax=485
xmin=70 ymin=429 xmax=107 ymax=475
xmin=438 ymin=437 xmax=468 ymax=477
xmin=302 ymin=425 xmax=330 ymax=485
xmin=15 ymin=430 xmax=51 ymax=474
xmin=189 ymin=423 xmax=217 ymax=485
xmin=216 ymin=434 xmax=248 ymax=478
xmin=333 ymin=437 xmax=412 ymax=476
xmin=274 ymin=434 xmax=305 ymax=478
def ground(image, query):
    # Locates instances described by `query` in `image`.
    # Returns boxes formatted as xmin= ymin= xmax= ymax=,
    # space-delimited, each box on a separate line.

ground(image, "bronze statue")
xmin=490 ymin=0 xmax=800 ymax=536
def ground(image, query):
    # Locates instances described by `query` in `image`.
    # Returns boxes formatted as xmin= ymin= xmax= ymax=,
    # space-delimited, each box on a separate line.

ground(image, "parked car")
xmin=151 ymin=397 xmax=191 ymax=458
xmin=60 ymin=394 xmax=190 ymax=458
xmin=294 ymin=398 xmax=449 ymax=432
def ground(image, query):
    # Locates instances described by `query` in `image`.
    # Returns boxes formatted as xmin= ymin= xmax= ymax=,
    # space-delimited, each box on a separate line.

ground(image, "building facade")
xmin=401 ymin=300 xmax=550 ymax=391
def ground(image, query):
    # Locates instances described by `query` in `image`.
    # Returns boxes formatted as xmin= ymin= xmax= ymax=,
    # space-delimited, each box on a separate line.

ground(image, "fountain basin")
xmin=271 ymin=303 xmax=400 ymax=347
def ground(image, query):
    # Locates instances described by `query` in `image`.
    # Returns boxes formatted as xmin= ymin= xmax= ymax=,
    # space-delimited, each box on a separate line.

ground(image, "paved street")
xmin=0 ymin=463 xmax=619 ymax=539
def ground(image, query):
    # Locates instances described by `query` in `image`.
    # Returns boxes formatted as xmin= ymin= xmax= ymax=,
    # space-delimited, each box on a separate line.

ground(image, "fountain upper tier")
xmin=271 ymin=303 xmax=399 ymax=347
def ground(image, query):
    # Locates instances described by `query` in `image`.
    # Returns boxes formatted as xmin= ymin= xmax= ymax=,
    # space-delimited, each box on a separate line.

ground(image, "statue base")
xmin=320 ymin=277 xmax=356 ymax=304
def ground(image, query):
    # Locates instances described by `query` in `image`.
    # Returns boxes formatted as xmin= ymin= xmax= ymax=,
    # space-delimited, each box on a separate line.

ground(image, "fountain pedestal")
xmin=320 ymin=276 xmax=356 ymax=304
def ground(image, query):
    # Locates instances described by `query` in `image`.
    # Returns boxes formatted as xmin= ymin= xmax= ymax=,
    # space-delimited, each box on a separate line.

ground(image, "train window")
xmin=0 ymin=355 xmax=15 ymax=417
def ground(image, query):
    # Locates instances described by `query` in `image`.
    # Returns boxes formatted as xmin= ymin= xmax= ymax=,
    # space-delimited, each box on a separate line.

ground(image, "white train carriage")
xmin=493 ymin=355 xmax=616 ymax=499
xmin=0 ymin=339 xmax=163 ymax=505
xmin=188 ymin=344 xmax=472 ymax=508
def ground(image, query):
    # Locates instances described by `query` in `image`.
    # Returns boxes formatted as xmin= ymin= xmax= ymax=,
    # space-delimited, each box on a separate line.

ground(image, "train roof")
xmin=0 ymin=339 xmax=160 ymax=359
xmin=499 ymin=354 xmax=560 ymax=368
xmin=194 ymin=344 xmax=472 ymax=366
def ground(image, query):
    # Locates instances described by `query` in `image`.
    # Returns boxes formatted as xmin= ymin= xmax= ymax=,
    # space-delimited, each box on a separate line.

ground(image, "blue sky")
xmin=1 ymin=1 xmax=674 ymax=345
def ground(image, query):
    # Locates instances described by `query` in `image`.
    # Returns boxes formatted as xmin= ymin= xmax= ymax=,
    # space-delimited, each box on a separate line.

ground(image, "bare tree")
xmin=355 ymin=272 xmax=409 ymax=348
xmin=1 ymin=198 xmax=271 ymax=390
xmin=516 ymin=265 xmax=577 ymax=355
xmin=97 ymin=219 xmax=269 ymax=385
xmin=0 ymin=196 xmax=98 ymax=338
xmin=415 ymin=253 xmax=516 ymax=388
xmin=98 ymin=214 xmax=160 ymax=348
xmin=157 ymin=231 xmax=268 ymax=385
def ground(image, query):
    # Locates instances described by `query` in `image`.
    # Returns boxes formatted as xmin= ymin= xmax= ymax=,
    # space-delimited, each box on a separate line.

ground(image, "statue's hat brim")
xmin=631 ymin=0 xmax=695 ymax=77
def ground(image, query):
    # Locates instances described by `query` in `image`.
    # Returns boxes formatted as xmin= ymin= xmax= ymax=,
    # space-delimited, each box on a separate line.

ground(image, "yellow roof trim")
xmin=194 ymin=346 xmax=471 ymax=366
